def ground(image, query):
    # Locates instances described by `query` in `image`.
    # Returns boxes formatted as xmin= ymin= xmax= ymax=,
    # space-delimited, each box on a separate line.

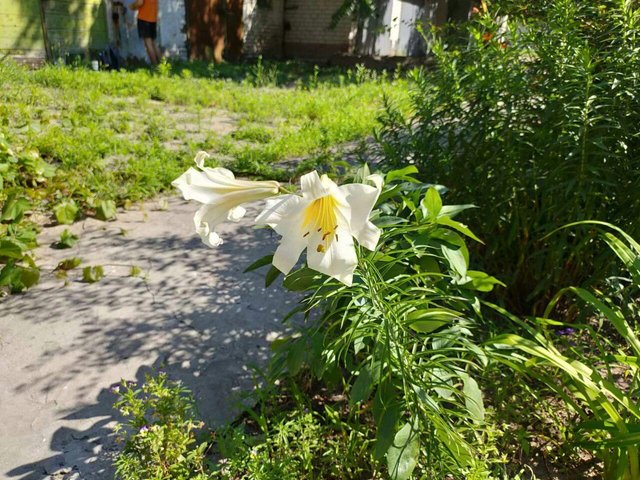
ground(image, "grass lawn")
xmin=0 ymin=59 xmax=409 ymax=220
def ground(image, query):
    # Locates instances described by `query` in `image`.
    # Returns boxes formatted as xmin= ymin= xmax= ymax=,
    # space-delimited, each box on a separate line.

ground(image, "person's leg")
xmin=152 ymin=40 xmax=162 ymax=64
xmin=143 ymin=37 xmax=158 ymax=65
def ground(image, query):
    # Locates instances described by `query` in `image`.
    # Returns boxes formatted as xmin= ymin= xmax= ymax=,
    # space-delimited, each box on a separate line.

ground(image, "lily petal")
xmin=306 ymin=232 xmax=357 ymax=286
xmin=255 ymin=194 xmax=307 ymax=235
xmin=339 ymin=183 xmax=381 ymax=251
xmin=366 ymin=173 xmax=385 ymax=190
xmin=273 ymin=234 xmax=307 ymax=274
xmin=174 ymin=155 xmax=281 ymax=247
xmin=173 ymin=166 xmax=279 ymax=206
xmin=194 ymin=151 xmax=210 ymax=169
xmin=194 ymin=203 xmax=230 ymax=247
xmin=227 ymin=206 xmax=246 ymax=222
xmin=300 ymin=171 xmax=331 ymax=200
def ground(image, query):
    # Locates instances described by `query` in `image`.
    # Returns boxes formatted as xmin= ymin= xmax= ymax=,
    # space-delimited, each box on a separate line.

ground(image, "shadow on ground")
xmin=1 ymin=198 xmax=298 ymax=479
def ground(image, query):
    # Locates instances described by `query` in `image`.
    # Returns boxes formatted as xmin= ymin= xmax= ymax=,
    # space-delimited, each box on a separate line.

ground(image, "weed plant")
xmin=114 ymin=373 xmax=210 ymax=480
xmin=377 ymin=0 xmax=640 ymax=313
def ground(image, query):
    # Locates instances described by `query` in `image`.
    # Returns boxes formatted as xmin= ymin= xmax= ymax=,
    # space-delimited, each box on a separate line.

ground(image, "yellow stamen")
xmin=302 ymin=195 xmax=339 ymax=251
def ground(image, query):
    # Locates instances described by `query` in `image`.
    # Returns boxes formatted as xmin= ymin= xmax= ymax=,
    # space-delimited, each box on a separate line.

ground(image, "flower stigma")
xmin=302 ymin=194 xmax=340 ymax=253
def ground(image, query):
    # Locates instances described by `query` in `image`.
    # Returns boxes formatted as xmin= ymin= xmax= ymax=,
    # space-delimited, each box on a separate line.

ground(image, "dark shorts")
xmin=137 ymin=19 xmax=157 ymax=39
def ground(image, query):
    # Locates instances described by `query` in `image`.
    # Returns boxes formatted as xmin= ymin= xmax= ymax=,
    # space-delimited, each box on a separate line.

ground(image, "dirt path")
xmin=0 ymin=197 xmax=294 ymax=480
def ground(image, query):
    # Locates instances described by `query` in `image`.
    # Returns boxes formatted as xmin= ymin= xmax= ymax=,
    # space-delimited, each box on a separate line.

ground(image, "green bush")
xmin=488 ymin=222 xmax=640 ymax=479
xmin=377 ymin=0 xmax=640 ymax=313
xmin=113 ymin=373 xmax=210 ymax=480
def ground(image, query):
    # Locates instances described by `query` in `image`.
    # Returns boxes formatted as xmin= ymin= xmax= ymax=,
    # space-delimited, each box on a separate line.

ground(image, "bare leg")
xmin=152 ymin=41 xmax=162 ymax=63
xmin=143 ymin=37 xmax=158 ymax=65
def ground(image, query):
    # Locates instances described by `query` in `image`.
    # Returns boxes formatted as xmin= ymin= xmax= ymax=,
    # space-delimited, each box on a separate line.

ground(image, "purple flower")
xmin=557 ymin=327 xmax=575 ymax=336
xmin=139 ymin=425 xmax=150 ymax=434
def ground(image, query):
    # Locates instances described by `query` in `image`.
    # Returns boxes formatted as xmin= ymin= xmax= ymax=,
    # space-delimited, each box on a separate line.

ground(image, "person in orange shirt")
xmin=129 ymin=0 xmax=161 ymax=65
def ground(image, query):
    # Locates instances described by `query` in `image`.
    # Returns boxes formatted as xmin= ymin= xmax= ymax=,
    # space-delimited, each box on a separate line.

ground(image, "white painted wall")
xmin=356 ymin=0 xmax=445 ymax=57
xmin=160 ymin=0 xmax=188 ymax=58
xmin=106 ymin=0 xmax=187 ymax=62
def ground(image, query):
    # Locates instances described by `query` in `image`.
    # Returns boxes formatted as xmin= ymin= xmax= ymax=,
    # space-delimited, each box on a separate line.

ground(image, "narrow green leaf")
xmin=407 ymin=308 xmax=459 ymax=333
xmin=465 ymin=270 xmax=506 ymax=292
xmin=283 ymin=267 xmax=321 ymax=291
xmin=374 ymin=404 xmax=400 ymax=460
xmin=437 ymin=216 xmax=483 ymax=244
xmin=441 ymin=245 xmax=467 ymax=279
xmin=386 ymin=166 xmax=418 ymax=183
xmin=265 ymin=265 xmax=281 ymax=287
xmin=439 ymin=204 xmax=476 ymax=218
xmin=373 ymin=216 xmax=409 ymax=227
xmin=286 ymin=339 xmax=305 ymax=375
xmin=244 ymin=254 xmax=274 ymax=273
xmin=421 ymin=187 xmax=442 ymax=219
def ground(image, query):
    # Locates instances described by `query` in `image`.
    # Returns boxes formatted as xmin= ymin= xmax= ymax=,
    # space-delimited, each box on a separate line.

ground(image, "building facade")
xmin=1 ymin=0 xmax=473 ymax=63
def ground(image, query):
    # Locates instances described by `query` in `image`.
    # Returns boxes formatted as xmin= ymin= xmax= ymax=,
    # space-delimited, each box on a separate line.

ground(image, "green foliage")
xmin=331 ymin=0 xmax=377 ymax=28
xmin=54 ymin=200 xmax=79 ymax=225
xmin=54 ymin=229 xmax=78 ymax=249
xmin=113 ymin=373 xmax=210 ymax=480
xmin=488 ymin=222 xmax=640 ymax=479
xmin=377 ymin=0 xmax=640 ymax=313
xmin=82 ymin=265 xmax=104 ymax=283
xmin=247 ymin=56 xmax=279 ymax=87
xmin=95 ymin=199 xmax=117 ymax=221
xmin=0 ymin=133 xmax=43 ymax=293
xmin=55 ymin=257 xmax=81 ymax=272
xmin=212 ymin=384 xmax=382 ymax=480
xmin=257 ymin=167 xmax=500 ymax=477
xmin=0 ymin=59 xmax=407 ymax=220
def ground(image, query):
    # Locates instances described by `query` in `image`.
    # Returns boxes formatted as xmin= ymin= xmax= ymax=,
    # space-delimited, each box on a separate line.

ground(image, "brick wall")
xmin=243 ymin=0 xmax=285 ymax=58
xmin=283 ymin=0 xmax=351 ymax=58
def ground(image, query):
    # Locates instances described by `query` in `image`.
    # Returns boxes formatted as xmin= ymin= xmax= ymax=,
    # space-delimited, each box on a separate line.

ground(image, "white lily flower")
xmin=256 ymin=171 xmax=382 ymax=286
xmin=172 ymin=152 xmax=280 ymax=247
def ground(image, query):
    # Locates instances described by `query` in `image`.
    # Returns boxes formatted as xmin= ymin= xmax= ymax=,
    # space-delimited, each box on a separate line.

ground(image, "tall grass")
xmin=377 ymin=0 xmax=640 ymax=313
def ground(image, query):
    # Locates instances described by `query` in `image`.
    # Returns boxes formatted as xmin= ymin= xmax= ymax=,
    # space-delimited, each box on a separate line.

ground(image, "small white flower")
xmin=256 ymin=171 xmax=381 ymax=286
xmin=172 ymin=152 xmax=280 ymax=247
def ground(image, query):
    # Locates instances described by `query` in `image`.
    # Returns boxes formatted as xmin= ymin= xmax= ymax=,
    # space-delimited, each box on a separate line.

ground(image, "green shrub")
xmin=113 ymin=373 xmax=211 ymax=480
xmin=488 ymin=222 xmax=640 ymax=479
xmin=377 ymin=0 xmax=640 ymax=313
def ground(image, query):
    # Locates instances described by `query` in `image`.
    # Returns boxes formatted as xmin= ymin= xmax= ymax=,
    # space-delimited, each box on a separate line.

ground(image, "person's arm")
xmin=129 ymin=0 xmax=143 ymax=10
